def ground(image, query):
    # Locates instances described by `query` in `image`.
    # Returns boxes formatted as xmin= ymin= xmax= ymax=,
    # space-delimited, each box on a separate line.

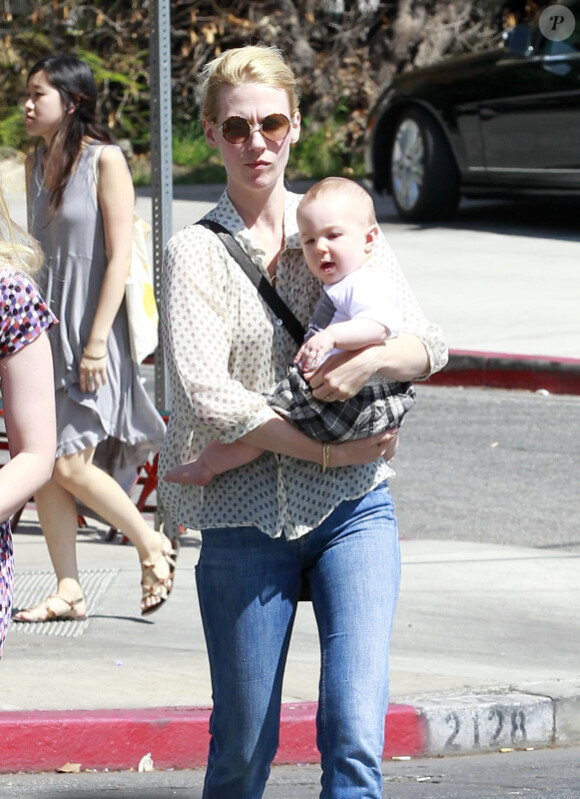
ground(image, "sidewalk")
xmin=2 ymin=508 xmax=579 ymax=773
xmin=1 ymin=176 xmax=579 ymax=774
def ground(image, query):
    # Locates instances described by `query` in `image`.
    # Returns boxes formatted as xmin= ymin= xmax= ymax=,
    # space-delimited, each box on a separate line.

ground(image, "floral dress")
xmin=0 ymin=270 xmax=56 ymax=657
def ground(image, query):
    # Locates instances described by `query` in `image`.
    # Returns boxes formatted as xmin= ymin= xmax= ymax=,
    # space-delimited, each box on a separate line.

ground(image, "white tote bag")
xmin=124 ymin=212 xmax=159 ymax=363
xmin=93 ymin=145 xmax=159 ymax=363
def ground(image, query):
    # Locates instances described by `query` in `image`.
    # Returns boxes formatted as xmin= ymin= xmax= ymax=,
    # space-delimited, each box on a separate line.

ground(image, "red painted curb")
xmin=0 ymin=702 xmax=425 ymax=774
xmin=277 ymin=702 xmax=426 ymax=764
xmin=427 ymin=350 xmax=580 ymax=395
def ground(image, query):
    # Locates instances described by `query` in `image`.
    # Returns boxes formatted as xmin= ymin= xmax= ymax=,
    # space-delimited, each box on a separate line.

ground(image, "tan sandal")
xmin=13 ymin=593 xmax=87 ymax=623
xmin=140 ymin=535 xmax=179 ymax=616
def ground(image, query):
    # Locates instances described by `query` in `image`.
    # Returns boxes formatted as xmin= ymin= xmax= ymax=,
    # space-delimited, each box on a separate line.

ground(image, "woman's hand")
xmin=329 ymin=428 xmax=399 ymax=468
xmin=80 ymin=350 xmax=107 ymax=393
xmin=309 ymin=347 xmax=378 ymax=402
xmin=308 ymin=334 xmax=431 ymax=402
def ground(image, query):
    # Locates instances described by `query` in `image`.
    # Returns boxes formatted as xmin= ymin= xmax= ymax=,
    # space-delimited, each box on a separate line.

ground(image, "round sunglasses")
xmin=218 ymin=113 xmax=291 ymax=144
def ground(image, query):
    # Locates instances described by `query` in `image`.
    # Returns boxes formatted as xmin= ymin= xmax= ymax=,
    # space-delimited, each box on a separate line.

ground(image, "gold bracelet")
xmin=322 ymin=442 xmax=330 ymax=473
xmin=83 ymin=351 xmax=106 ymax=360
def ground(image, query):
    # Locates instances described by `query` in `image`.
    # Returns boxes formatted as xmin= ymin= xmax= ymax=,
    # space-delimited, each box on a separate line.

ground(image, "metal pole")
xmin=149 ymin=0 xmax=173 ymax=413
xmin=149 ymin=0 xmax=176 ymax=535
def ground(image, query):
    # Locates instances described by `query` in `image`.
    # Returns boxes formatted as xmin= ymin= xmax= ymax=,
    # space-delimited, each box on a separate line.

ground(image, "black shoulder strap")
xmin=198 ymin=218 xmax=306 ymax=346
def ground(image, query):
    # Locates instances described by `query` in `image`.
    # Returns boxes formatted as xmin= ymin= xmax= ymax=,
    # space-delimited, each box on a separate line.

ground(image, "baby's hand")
xmin=295 ymin=330 xmax=335 ymax=376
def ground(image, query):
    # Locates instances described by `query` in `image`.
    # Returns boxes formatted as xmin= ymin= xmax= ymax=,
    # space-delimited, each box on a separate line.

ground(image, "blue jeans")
xmin=196 ymin=483 xmax=401 ymax=799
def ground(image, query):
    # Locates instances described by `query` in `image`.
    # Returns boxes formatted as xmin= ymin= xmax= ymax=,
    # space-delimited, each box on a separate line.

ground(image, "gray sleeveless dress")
xmin=28 ymin=142 xmax=165 ymax=490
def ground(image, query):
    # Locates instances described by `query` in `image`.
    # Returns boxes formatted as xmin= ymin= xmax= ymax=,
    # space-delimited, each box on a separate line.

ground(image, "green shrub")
xmin=172 ymin=124 xmax=211 ymax=166
xmin=0 ymin=107 xmax=26 ymax=150
xmin=290 ymin=116 xmax=364 ymax=180
xmin=170 ymin=125 xmax=226 ymax=185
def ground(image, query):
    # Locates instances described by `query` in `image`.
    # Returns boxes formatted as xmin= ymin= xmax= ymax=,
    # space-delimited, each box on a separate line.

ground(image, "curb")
xmin=2 ymin=689 xmax=579 ymax=773
xmin=0 ymin=702 xmax=425 ymax=774
xmin=427 ymin=349 xmax=580 ymax=395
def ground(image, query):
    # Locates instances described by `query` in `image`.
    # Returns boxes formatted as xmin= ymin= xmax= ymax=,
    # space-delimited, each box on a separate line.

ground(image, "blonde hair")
xmin=298 ymin=178 xmax=377 ymax=227
xmin=0 ymin=185 xmax=43 ymax=275
xmin=199 ymin=45 xmax=300 ymax=123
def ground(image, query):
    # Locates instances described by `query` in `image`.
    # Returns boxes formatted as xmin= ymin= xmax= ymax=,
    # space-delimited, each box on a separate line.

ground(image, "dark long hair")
xmin=28 ymin=55 xmax=115 ymax=212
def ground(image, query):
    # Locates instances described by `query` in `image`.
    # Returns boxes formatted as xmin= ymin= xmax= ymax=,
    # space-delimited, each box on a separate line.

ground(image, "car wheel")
xmin=389 ymin=108 xmax=459 ymax=222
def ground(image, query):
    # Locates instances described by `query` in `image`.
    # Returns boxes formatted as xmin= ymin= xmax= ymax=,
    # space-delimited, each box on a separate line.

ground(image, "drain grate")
xmin=10 ymin=568 xmax=119 ymax=637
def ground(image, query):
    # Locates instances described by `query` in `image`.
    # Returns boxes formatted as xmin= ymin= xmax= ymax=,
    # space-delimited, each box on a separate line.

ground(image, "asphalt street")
xmin=390 ymin=384 xmax=580 ymax=550
xmin=1 ymin=745 xmax=579 ymax=798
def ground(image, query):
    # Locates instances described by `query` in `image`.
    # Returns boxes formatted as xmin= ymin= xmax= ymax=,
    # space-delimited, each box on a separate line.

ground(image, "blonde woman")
xmin=0 ymin=185 xmax=56 ymax=652
xmin=160 ymin=45 xmax=448 ymax=798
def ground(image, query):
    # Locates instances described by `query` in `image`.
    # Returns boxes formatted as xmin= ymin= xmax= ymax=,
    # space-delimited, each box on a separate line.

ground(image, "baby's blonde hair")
xmin=199 ymin=44 xmax=300 ymax=124
xmin=0 ymin=185 xmax=43 ymax=275
xmin=298 ymin=177 xmax=377 ymax=227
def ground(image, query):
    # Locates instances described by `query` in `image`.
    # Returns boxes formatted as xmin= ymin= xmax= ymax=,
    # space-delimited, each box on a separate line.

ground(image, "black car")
xmin=365 ymin=0 xmax=580 ymax=221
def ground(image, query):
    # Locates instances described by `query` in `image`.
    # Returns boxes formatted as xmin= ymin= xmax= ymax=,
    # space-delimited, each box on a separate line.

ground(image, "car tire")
xmin=389 ymin=107 xmax=460 ymax=222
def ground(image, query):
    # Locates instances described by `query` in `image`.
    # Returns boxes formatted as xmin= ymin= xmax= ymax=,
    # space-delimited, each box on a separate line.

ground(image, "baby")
xmin=166 ymin=177 xmax=415 ymax=485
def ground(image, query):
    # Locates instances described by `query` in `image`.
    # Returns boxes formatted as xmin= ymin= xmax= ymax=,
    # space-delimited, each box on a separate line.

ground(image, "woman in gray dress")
xmin=14 ymin=55 xmax=175 ymax=623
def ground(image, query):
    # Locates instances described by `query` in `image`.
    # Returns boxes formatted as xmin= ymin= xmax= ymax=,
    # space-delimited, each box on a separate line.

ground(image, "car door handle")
xmin=542 ymin=62 xmax=572 ymax=77
xmin=479 ymin=108 xmax=498 ymax=120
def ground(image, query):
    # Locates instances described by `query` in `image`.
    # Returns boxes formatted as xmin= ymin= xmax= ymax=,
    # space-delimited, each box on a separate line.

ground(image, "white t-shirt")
xmin=317 ymin=260 xmax=402 ymax=361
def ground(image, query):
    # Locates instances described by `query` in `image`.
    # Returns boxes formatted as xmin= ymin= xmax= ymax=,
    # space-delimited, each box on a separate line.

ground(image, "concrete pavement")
xmin=1 ymin=176 xmax=579 ymax=774
xmin=3 ymin=515 xmax=579 ymax=772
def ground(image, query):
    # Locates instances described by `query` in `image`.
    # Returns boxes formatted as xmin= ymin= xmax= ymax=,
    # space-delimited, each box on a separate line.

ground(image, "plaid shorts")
xmin=265 ymin=365 xmax=416 ymax=443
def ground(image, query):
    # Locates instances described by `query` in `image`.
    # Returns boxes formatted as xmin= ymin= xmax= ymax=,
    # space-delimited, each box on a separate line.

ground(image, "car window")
xmin=536 ymin=4 xmax=580 ymax=56
xmin=541 ymin=34 xmax=580 ymax=56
